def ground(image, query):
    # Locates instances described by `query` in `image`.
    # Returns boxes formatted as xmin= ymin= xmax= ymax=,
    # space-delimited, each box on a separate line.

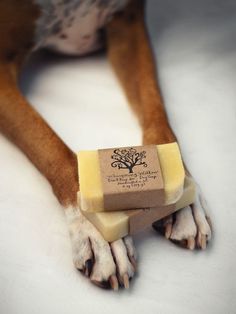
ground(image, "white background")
xmin=0 ymin=0 xmax=236 ymax=313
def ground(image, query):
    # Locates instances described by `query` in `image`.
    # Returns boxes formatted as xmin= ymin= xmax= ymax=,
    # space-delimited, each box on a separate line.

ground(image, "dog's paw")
xmin=152 ymin=178 xmax=212 ymax=250
xmin=66 ymin=207 xmax=137 ymax=290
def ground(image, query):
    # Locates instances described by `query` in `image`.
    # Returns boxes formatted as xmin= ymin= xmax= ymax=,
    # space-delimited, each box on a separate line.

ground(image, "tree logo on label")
xmin=111 ymin=148 xmax=147 ymax=173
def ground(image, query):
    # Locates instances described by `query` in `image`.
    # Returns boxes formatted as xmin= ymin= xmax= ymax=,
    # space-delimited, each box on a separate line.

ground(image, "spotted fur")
xmin=34 ymin=0 xmax=129 ymax=55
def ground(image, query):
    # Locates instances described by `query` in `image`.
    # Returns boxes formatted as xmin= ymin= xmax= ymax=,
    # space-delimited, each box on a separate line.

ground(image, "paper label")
xmin=98 ymin=145 xmax=165 ymax=210
xmin=128 ymin=204 xmax=176 ymax=235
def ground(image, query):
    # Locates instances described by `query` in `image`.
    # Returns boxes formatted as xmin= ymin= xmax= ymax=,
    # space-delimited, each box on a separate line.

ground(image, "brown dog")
xmin=0 ymin=0 xmax=212 ymax=290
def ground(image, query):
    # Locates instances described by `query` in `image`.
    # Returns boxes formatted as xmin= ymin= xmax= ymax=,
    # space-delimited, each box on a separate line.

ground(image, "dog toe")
xmin=192 ymin=192 xmax=212 ymax=249
xmin=110 ymin=239 xmax=135 ymax=287
xmin=170 ymin=206 xmax=197 ymax=243
xmin=71 ymin=235 xmax=93 ymax=272
xmin=123 ymin=236 xmax=138 ymax=270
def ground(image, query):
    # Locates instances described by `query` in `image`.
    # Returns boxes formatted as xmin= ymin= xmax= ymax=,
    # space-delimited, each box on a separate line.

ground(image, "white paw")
xmin=153 ymin=178 xmax=212 ymax=250
xmin=65 ymin=207 xmax=137 ymax=289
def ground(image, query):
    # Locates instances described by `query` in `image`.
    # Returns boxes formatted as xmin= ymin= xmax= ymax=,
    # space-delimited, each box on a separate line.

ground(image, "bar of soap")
xmin=81 ymin=176 xmax=196 ymax=242
xmin=157 ymin=143 xmax=185 ymax=204
xmin=78 ymin=142 xmax=185 ymax=212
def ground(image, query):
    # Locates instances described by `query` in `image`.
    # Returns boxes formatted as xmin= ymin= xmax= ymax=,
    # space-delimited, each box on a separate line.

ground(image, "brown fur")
xmin=106 ymin=0 xmax=177 ymax=145
xmin=0 ymin=0 xmax=177 ymax=207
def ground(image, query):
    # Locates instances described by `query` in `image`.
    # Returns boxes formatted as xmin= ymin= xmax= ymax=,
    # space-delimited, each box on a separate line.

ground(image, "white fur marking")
xmin=65 ymin=206 xmax=136 ymax=283
xmin=170 ymin=206 xmax=197 ymax=241
xmin=34 ymin=0 xmax=129 ymax=55
xmin=192 ymin=189 xmax=212 ymax=240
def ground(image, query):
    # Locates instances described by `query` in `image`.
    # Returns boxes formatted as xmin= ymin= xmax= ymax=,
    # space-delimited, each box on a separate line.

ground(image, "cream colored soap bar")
xmin=78 ymin=143 xmax=185 ymax=212
xmin=81 ymin=176 xmax=196 ymax=242
xmin=157 ymin=143 xmax=185 ymax=204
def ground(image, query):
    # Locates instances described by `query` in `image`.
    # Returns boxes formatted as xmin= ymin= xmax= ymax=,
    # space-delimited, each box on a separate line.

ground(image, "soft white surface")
xmin=0 ymin=0 xmax=236 ymax=313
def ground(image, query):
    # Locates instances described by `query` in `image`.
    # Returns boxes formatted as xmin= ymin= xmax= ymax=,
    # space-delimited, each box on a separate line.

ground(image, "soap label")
xmin=98 ymin=145 xmax=165 ymax=210
xmin=128 ymin=203 xmax=176 ymax=235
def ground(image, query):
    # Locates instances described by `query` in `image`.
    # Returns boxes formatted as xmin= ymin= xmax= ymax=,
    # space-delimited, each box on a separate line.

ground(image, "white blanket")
xmin=0 ymin=0 xmax=235 ymax=313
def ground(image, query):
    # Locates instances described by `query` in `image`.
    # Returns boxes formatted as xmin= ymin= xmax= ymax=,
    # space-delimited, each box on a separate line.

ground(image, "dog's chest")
xmin=34 ymin=0 xmax=129 ymax=55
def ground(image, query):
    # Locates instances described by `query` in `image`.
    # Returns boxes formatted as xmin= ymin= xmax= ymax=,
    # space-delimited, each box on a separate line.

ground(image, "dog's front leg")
xmin=0 ymin=64 xmax=79 ymax=206
xmin=106 ymin=0 xmax=212 ymax=250
xmin=0 ymin=62 xmax=136 ymax=289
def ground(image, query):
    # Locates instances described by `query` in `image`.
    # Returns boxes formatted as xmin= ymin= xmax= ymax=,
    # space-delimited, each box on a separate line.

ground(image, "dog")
xmin=0 ymin=0 xmax=212 ymax=290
